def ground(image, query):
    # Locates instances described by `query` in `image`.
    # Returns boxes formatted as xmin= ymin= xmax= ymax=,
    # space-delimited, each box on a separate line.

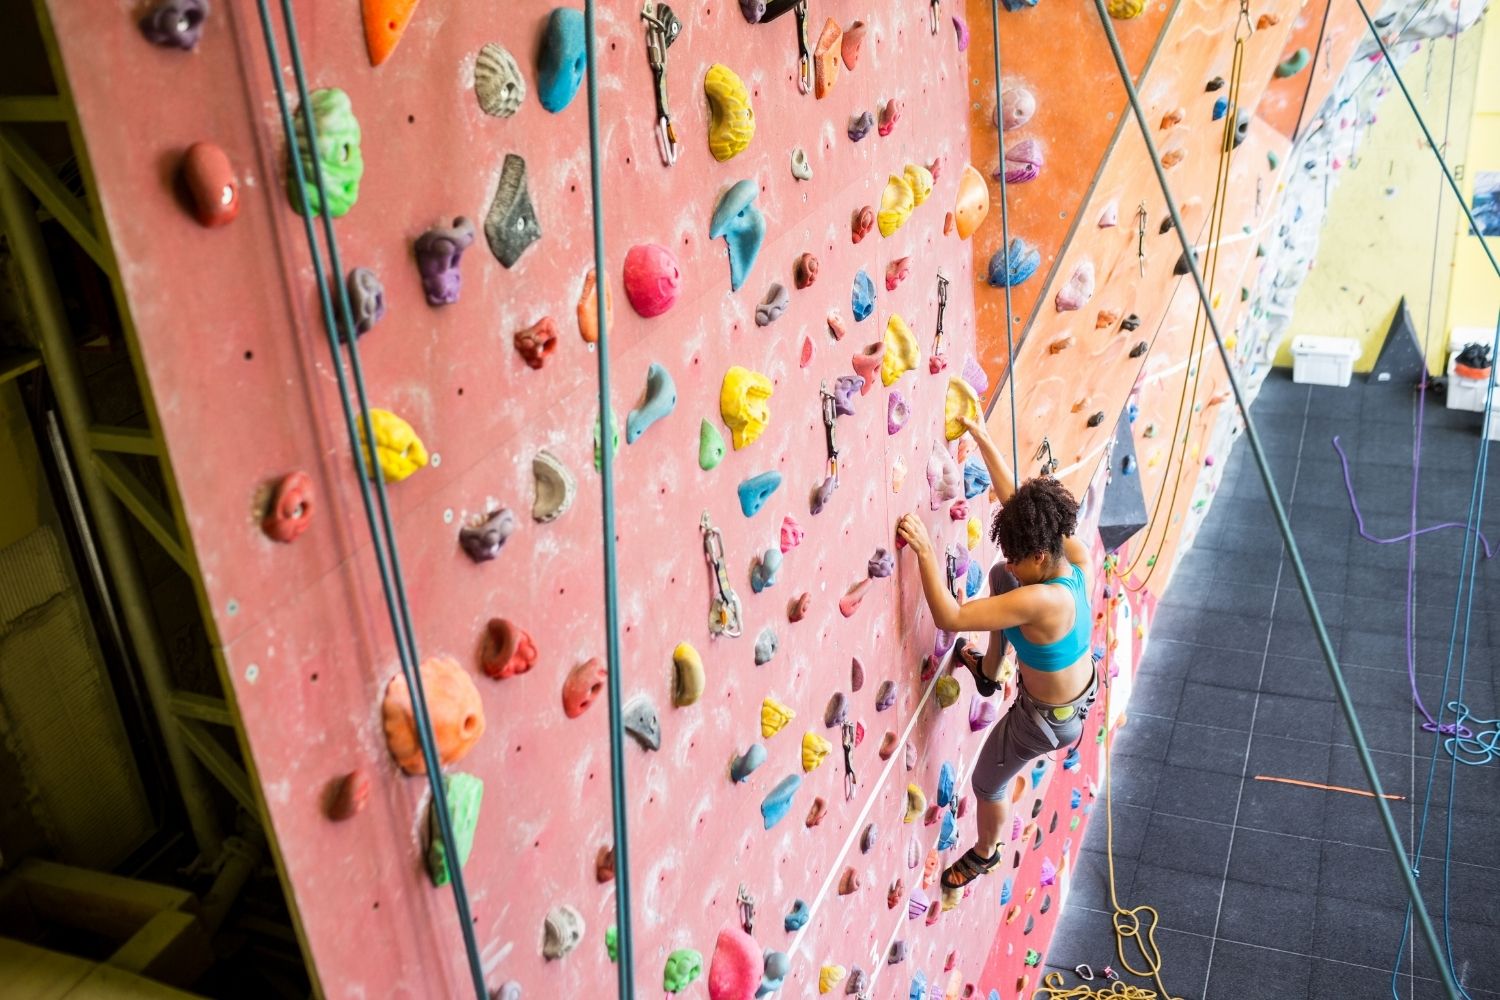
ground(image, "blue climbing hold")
xmin=1212 ymin=96 xmax=1228 ymax=121
xmin=1000 ymin=0 xmax=1037 ymax=9
xmin=537 ymin=9 xmax=586 ymax=113
xmin=751 ymin=548 xmax=782 ymax=593
xmin=989 ymin=993 xmax=1001 ymax=1000
xmin=738 ymin=471 xmax=782 ymax=517
xmin=1000 ymin=878 xmax=1012 ymax=904
xmin=987 ymin=238 xmax=1041 ymax=288
xmin=784 ymin=898 xmax=809 ymax=932
xmin=937 ymin=761 xmax=956 ymax=807
xmin=1127 ymin=401 xmax=1139 ymax=422
xmin=1029 ymin=759 xmax=1046 ymax=788
xmin=965 ymin=559 xmax=983 ymax=597
xmin=963 ymin=457 xmax=991 ymax=500
xmin=936 ymin=807 xmax=959 ymax=851
xmin=1122 ymin=454 xmax=1137 ymax=475
xmin=852 ymin=269 xmax=876 ymax=322
xmin=1070 ymin=788 xmax=1081 ymax=809
xmin=732 ymin=744 xmax=768 ymax=783
xmin=761 ymin=774 xmax=801 ymax=829
xmin=709 ymin=180 xmax=766 ymax=292
xmin=626 ymin=363 xmax=677 ymax=443
xmin=1063 ymin=747 xmax=1080 ymax=771
xmin=756 ymin=950 xmax=790 ymax=997
xmin=909 ymin=971 xmax=927 ymax=1000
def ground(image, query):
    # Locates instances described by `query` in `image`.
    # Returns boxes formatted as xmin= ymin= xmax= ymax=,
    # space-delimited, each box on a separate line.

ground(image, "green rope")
xmin=1088 ymin=3 xmax=1461 ymax=997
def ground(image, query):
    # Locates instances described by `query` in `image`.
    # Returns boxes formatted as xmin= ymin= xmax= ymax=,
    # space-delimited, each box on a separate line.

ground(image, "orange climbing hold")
xmin=813 ymin=19 xmax=842 ymax=99
xmin=362 ymin=0 xmax=421 ymax=67
xmin=382 ymin=657 xmax=485 ymax=775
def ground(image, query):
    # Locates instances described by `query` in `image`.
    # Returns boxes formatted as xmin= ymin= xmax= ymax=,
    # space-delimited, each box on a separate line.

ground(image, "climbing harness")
xmin=760 ymin=0 xmax=813 ymax=95
xmin=1134 ymin=202 xmax=1148 ymax=277
xmin=931 ymin=272 xmax=950 ymax=365
xmin=841 ymin=720 xmax=858 ymax=800
xmin=701 ymin=511 xmax=743 ymax=637
xmin=248 ymin=1 xmax=487 ymax=994
xmin=819 ymin=380 xmax=841 ymax=500
xmin=641 ymin=0 xmax=682 ymax=165
xmin=1034 ymin=438 xmax=1059 ymax=477
xmin=736 ymin=883 xmax=756 ymax=934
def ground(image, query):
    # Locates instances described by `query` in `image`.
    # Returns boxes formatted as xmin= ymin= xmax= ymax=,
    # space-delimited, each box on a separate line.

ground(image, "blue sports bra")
xmin=1002 ymin=564 xmax=1091 ymax=672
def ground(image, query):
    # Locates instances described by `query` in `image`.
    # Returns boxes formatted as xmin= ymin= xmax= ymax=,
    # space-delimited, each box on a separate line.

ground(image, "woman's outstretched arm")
xmin=897 ymin=513 xmax=1037 ymax=632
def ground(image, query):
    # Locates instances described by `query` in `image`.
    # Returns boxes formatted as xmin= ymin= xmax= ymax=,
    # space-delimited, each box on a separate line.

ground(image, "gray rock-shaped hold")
xmin=875 ymin=680 xmax=896 ymax=711
xmin=494 ymin=982 xmax=522 ymax=1000
xmin=824 ymin=692 xmax=847 ymax=728
xmin=344 ymin=267 xmax=385 ymax=337
xmin=476 ymin=44 xmax=526 ymax=117
xmin=485 ymin=154 xmax=541 ymax=268
xmin=460 ymin=507 xmax=516 ymax=562
xmin=533 ymin=450 xmax=576 ymax=522
xmin=542 ymin=904 xmax=584 ymax=960
xmin=731 ymin=743 xmax=767 ymax=782
xmin=867 ymin=548 xmax=894 ymax=578
xmin=760 ymin=950 xmax=791 ymax=994
xmin=845 ymin=967 xmax=867 ymax=994
xmin=623 ymin=696 xmax=661 ymax=750
xmin=754 ymin=626 xmax=778 ymax=665
xmin=755 ymin=283 xmax=789 ymax=327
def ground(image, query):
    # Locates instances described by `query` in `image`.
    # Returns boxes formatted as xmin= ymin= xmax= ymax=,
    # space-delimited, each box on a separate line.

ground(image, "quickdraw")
xmin=931 ymin=272 xmax=950 ymax=362
xmin=819 ymin=380 xmax=841 ymax=497
xmin=841 ymin=720 xmax=858 ymax=800
xmin=736 ymin=883 xmax=756 ymax=934
xmin=1135 ymin=201 xmax=1149 ymax=277
xmin=641 ymin=0 xmax=682 ymax=165
xmin=1035 ymin=437 xmax=1060 ymax=477
xmin=760 ymin=0 xmax=813 ymax=95
xmin=701 ymin=511 xmax=743 ymax=637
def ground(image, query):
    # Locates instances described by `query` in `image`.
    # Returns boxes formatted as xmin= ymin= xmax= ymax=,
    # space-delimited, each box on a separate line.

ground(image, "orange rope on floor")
xmin=1252 ymin=775 xmax=1406 ymax=801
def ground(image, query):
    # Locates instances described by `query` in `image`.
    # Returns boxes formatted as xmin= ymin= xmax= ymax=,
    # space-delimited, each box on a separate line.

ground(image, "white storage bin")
xmin=1291 ymin=336 xmax=1360 ymax=387
xmin=1447 ymin=327 xmax=1496 ymax=413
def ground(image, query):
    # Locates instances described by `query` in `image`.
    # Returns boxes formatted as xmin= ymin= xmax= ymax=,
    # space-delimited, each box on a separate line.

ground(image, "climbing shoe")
xmin=954 ymin=638 xmax=998 ymax=697
xmin=941 ymin=846 xmax=1000 ymax=891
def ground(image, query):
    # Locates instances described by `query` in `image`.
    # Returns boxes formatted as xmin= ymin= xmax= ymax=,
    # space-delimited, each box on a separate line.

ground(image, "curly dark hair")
xmin=990 ymin=476 xmax=1078 ymax=561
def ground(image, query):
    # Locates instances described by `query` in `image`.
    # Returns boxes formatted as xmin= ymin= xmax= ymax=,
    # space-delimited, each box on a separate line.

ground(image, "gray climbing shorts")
xmin=971 ymin=673 xmax=1099 ymax=801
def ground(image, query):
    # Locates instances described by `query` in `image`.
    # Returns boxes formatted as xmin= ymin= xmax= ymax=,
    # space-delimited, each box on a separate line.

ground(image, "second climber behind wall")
xmin=896 ymin=415 xmax=1099 ymax=900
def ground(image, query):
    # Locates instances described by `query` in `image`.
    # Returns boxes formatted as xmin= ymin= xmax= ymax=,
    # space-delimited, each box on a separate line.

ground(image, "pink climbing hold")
xmin=999 ymin=86 xmax=1036 ymax=131
xmin=1055 ymin=260 xmax=1096 ymax=312
xmin=927 ymin=444 xmax=962 ymax=510
xmin=969 ymin=696 xmax=998 ymax=731
xmin=1040 ymin=857 xmax=1057 ymax=886
xmin=949 ymin=500 xmax=968 ymax=521
xmin=886 ymin=256 xmax=911 ymax=291
xmin=999 ymin=138 xmax=1043 ymax=184
xmin=852 ymin=343 xmax=884 ymax=392
xmin=841 ymin=20 xmax=867 ymax=70
xmin=799 ymin=335 xmax=814 ymax=368
xmin=839 ymin=578 xmax=872 ymax=617
xmin=952 ymin=15 xmax=969 ymax=51
xmin=878 ymin=98 xmax=902 ymax=137
xmin=928 ymin=156 xmax=943 ymax=180
xmin=929 ymin=353 xmax=948 ymax=374
xmin=707 ymin=925 xmax=763 ymax=1000
xmin=623 ymin=243 xmax=682 ymax=318
xmin=780 ymin=516 xmax=805 ymax=552
xmin=961 ymin=355 xmax=989 ymax=396
xmin=1098 ymin=201 xmax=1119 ymax=228
xmin=934 ymin=630 xmax=956 ymax=657
xmin=788 ymin=592 xmax=811 ymax=622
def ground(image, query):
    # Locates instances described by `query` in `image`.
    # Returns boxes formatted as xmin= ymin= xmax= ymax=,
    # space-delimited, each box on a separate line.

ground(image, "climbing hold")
xmin=847 ymin=659 xmax=865 ymax=695
xmin=1121 ymin=313 xmax=1141 ymax=331
xmin=180 ymin=142 xmax=238 ymax=228
xmin=731 ymin=744 xmax=767 ymax=782
xmin=842 ymin=20 xmax=867 ymax=69
xmin=965 ymin=560 xmax=982 ymax=597
xmin=760 ymin=774 xmax=801 ymax=829
xmin=936 ymin=807 xmax=959 ymax=851
xmin=995 ymin=86 xmax=1034 ymax=132
xmin=761 ymin=950 xmax=792 ymax=995
xmin=847 ymin=209 xmax=876 ymax=249
xmin=934 ymin=630 xmax=957 ymax=658
xmin=953 ymin=165 xmax=990 ymax=241
xmin=739 ymin=0 xmax=766 ymax=21
xmin=988 ymin=238 xmax=1040 ymax=288
xmin=327 ymin=767 xmax=370 ymax=821
xmin=531 ymin=449 xmax=576 ymax=523
xmin=928 ymin=443 xmax=962 ymax=510
xmin=811 ymin=476 xmax=837 ymax=516
xmin=623 ymin=697 xmax=662 ymax=751
xmin=785 ymin=899 xmax=809 ymax=932
xmin=1173 ymin=248 xmax=1197 ymax=276
xmin=574 ymin=269 xmax=612 ymax=345
xmin=888 ymin=940 xmax=907 ymax=965
xmin=288 ymin=89 xmax=363 ymax=218
xmin=851 ymin=270 xmax=877 ymax=322
xmin=883 ymin=315 xmax=920 ymax=385
xmin=1094 ymin=308 xmax=1120 ymax=330
xmin=937 ymin=761 xmax=956 ymax=806
xmin=999 ymin=138 xmax=1043 ymax=184
xmin=383 ymin=658 xmax=484 ymax=775
xmin=623 ymin=243 xmax=683 ymax=318
xmin=787 ymin=148 xmax=814 ymax=185
xmin=514 ymin=316 xmax=559 ymax=370
xmin=879 ymin=731 xmax=898 ymax=759
xmin=952 ymin=14 xmax=970 ymax=50
xmin=848 ymin=111 xmax=875 ymax=142
xmin=1106 ymin=0 xmax=1146 ymax=17
xmin=665 ymin=949 xmax=704 ymax=993
xmin=458 ymin=506 xmax=515 ymax=562
xmin=543 ymin=904 xmax=585 ymax=960
xmin=793 ymin=253 xmax=820 ymax=290
xmin=787 ymin=592 xmax=811 ymax=622
xmin=934 ymin=676 xmax=960 ymax=707
xmin=962 ymin=457 xmax=991 ymax=499
xmin=945 ymin=377 xmax=980 ymax=441
xmin=824 ymin=692 xmax=848 ymax=727
xmin=950 ymin=499 xmax=969 ymax=521
xmin=626 ymin=363 xmax=677 ymax=444
xmin=699 ymin=420 xmax=727 ymax=471
xmin=1160 ymin=147 xmax=1186 ymax=168
xmin=705 ymin=65 xmax=756 ymax=163
xmin=761 ymin=697 xmax=795 ymax=736
xmin=1055 ymin=260 xmax=1095 ymax=312
xmin=1098 ymin=201 xmax=1119 ymax=227
xmin=537 ymin=8 xmax=587 ymax=112
xmin=484 ymin=154 xmax=541 ymax=268
xmin=1212 ymin=96 xmax=1228 ymax=121
xmin=751 ymin=548 xmax=782 ymax=593
xmin=904 ymin=784 xmax=926 ymax=822
xmin=480 ymin=618 xmax=538 ymax=680
xmin=595 ymin=408 xmax=620 ymax=471
xmin=879 ymin=99 xmax=903 ymax=137
xmin=341 ymin=267 xmax=385 ymax=338
xmin=802 ymin=731 xmax=833 ymax=771
xmin=852 ymin=344 xmax=884 ymax=389
xmin=886 ymin=256 xmax=911 ymax=291
xmin=426 ymin=771 xmax=483 ymax=886
xmin=710 ymin=180 xmax=766 ymax=292
xmin=721 ymin=366 xmax=774 ymax=449
xmin=813 ymin=19 xmax=842 ymax=98
xmin=878 ymin=174 xmax=916 ymax=237
xmin=775 ymin=517 xmax=805 ymax=556
xmin=1160 ymin=107 xmax=1184 ymax=130
xmin=1234 ymin=107 xmax=1251 ymax=148
xmin=888 ymin=391 xmax=910 ymax=435
xmin=671 ymin=642 xmax=705 ymax=707
xmin=905 ymin=163 xmax=934 ymax=206
xmin=876 ymin=680 xmax=896 ymax=711
xmin=1275 ymin=48 xmax=1311 ymax=78
xmin=838 ymin=578 xmax=872 ymax=617
xmin=754 ymin=626 xmax=779 ymax=665
xmin=475 ymin=43 xmax=526 ymax=117
xmin=799 ymin=336 xmax=814 ymax=369
xmin=969 ymin=696 xmax=998 ymax=731
xmin=819 ymin=965 xmax=847 ymax=993
xmin=140 ymin=0 xmax=209 ymax=49
xmin=563 ymin=658 xmax=607 ymax=719
xmin=868 ymin=548 xmax=894 ymax=579
xmin=967 ymin=517 xmax=980 ymax=549
xmin=707 ymin=928 xmax=764 ymax=1000
xmin=262 ymin=471 xmax=316 ymax=544
xmin=738 ymin=472 xmax=782 ymax=518
xmin=838 ymin=867 xmax=860 ymax=894
xmin=806 ymin=797 xmax=828 ymax=827
xmin=359 ymin=409 xmax=427 ymax=483
xmin=606 ymin=926 xmax=618 ymax=962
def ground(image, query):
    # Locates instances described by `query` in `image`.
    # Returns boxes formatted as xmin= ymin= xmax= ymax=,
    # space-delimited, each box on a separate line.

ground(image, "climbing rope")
xmin=987 ymin=0 xmax=1022 ymax=489
xmin=1089 ymin=2 xmax=1463 ymax=995
xmin=248 ymin=2 xmax=486 ymax=995
xmin=1289 ymin=0 xmax=1334 ymax=143
xmin=582 ymin=1 xmax=638 ymax=994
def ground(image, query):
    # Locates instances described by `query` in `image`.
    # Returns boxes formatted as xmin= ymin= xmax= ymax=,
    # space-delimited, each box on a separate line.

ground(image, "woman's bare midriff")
xmin=1017 ymin=655 xmax=1094 ymax=704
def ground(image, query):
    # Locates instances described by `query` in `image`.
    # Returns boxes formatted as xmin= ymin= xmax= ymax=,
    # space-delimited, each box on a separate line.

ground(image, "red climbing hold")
xmin=181 ymin=142 xmax=239 ymax=228
xmin=852 ymin=206 xmax=875 ymax=243
xmin=262 ymin=471 xmax=315 ymax=543
xmin=794 ymin=252 xmax=820 ymax=289
xmin=563 ymin=658 xmax=607 ymax=718
xmin=514 ymin=317 xmax=559 ymax=369
xmin=480 ymin=618 xmax=537 ymax=680
xmin=327 ymin=767 xmax=370 ymax=821
xmin=788 ymin=593 xmax=811 ymax=622
xmin=595 ymin=845 xmax=615 ymax=883
xmin=839 ymin=867 xmax=861 ymax=894
xmin=707 ymin=926 xmax=762 ymax=1000
xmin=886 ymin=256 xmax=910 ymax=291
xmin=806 ymin=796 xmax=827 ymax=827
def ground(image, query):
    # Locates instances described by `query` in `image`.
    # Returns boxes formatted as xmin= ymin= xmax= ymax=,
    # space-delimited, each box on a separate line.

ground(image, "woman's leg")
xmin=975 ymin=792 xmax=1010 ymax=858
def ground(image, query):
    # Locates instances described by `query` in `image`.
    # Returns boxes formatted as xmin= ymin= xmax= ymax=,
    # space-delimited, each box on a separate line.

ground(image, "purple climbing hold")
xmin=904 ymin=742 xmax=916 ymax=770
xmin=861 ymin=823 xmax=878 ymax=854
xmin=888 ymin=391 xmax=910 ymax=435
xmin=824 ymin=692 xmax=848 ymax=728
xmin=948 ymin=542 xmax=970 ymax=580
xmin=1040 ymin=857 xmax=1057 ymax=886
xmin=139 ymin=0 xmax=208 ymax=50
xmin=868 ymin=548 xmax=894 ymax=579
xmin=739 ymin=0 xmax=767 ymax=23
xmin=415 ymin=217 xmax=476 ymax=306
xmin=933 ymin=629 xmax=956 ymax=657
xmin=962 ymin=355 xmax=989 ymax=397
xmin=908 ymin=888 xmax=929 ymax=920
xmin=851 ymin=657 xmax=865 ymax=692
xmin=952 ymin=15 xmax=970 ymax=51
xmin=996 ymin=138 xmax=1043 ymax=184
xmin=888 ymin=939 xmax=907 ymax=965
xmin=969 ymin=696 xmax=998 ymax=731
xmin=459 ymin=507 xmax=516 ymax=562
xmin=756 ymin=283 xmax=790 ymax=327
xmin=834 ymin=375 xmax=864 ymax=416
xmin=875 ymin=680 xmax=896 ymax=712
xmin=344 ymin=267 xmax=385 ymax=337
xmin=848 ymin=111 xmax=875 ymax=142
xmin=810 ymin=476 xmax=837 ymax=516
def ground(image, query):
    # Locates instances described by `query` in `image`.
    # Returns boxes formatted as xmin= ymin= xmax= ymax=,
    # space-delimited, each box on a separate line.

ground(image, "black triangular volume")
xmin=1368 ymin=297 xmax=1428 ymax=385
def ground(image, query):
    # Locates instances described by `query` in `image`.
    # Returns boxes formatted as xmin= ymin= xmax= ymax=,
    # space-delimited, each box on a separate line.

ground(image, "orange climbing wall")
xmin=42 ymin=0 xmax=1373 ymax=995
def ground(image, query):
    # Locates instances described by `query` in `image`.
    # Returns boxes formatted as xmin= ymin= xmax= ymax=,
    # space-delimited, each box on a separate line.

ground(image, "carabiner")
xmin=642 ymin=1 xmax=682 ymax=166
xmin=762 ymin=0 xmax=813 ymax=95
xmin=1034 ymin=437 xmax=1059 ymax=477
xmin=820 ymin=382 xmax=840 ymax=481
xmin=701 ymin=511 xmax=743 ymax=637
xmin=932 ymin=272 xmax=950 ymax=355
xmin=736 ymin=883 xmax=756 ymax=934
xmin=1135 ymin=201 xmax=1148 ymax=277
xmin=841 ymin=720 xmax=858 ymax=800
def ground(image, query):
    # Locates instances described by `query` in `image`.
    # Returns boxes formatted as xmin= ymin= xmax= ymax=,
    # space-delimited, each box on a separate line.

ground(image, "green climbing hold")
xmin=1096 ymin=724 xmax=1105 ymax=745
xmin=934 ymin=675 xmax=960 ymax=708
xmin=1070 ymin=815 xmax=1080 ymax=830
xmin=1024 ymin=948 xmax=1040 ymax=967
xmin=288 ymin=88 xmax=363 ymax=218
xmin=1268 ymin=150 xmax=1280 ymax=170
xmin=699 ymin=419 xmax=726 ymax=470
xmin=1274 ymin=47 xmax=1311 ymax=79
xmin=595 ymin=408 xmax=621 ymax=472
xmin=426 ymin=772 xmax=483 ymax=887
xmin=606 ymin=925 xmax=618 ymax=962
xmin=663 ymin=948 xmax=703 ymax=992
xmin=1240 ymin=287 xmax=1249 ymax=302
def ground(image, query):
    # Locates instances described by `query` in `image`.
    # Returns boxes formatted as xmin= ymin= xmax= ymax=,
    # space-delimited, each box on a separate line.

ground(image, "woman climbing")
xmin=895 ymin=415 xmax=1099 ymax=895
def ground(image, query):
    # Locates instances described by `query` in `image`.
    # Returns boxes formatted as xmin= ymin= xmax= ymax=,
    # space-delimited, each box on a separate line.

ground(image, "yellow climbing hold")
xmin=944 ymin=376 xmax=980 ymax=441
xmin=904 ymin=162 xmax=934 ymax=207
xmin=819 ymin=965 xmax=847 ymax=993
xmin=878 ymin=173 xmax=915 ymax=237
xmin=904 ymin=783 xmax=927 ymax=822
xmin=954 ymin=164 xmax=990 ymax=240
xmin=761 ymin=697 xmax=795 ymax=737
xmin=802 ymin=731 xmax=833 ymax=772
xmin=721 ymin=365 xmax=774 ymax=450
xmin=704 ymin=64 xmax=755 ymax=162
xmin=967 ymin=517 xmax=981 ymax=550
xmin=935 ymin=675 xmax=960 ymax=707
xmin=359 ymin=408 xmax=428 ymax=482
xmin=882 ymin=315 xmax=920 ymax=386
xmin=1107 ymin=0 xmax=1146 ymax=17
xmin=672 ymin=642 xmax=704 ymax=707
